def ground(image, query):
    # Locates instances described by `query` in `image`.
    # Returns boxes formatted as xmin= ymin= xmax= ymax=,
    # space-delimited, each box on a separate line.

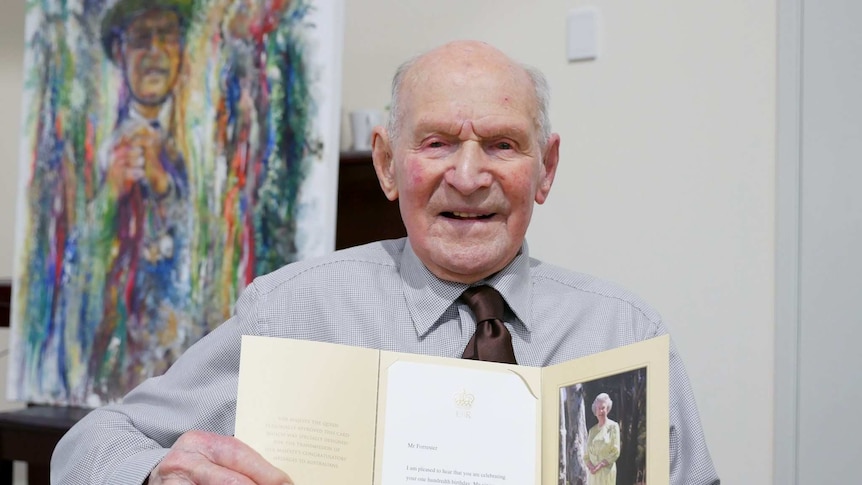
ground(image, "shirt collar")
xmin=400 ymin=239 xmax=534 ymax=338
xmin=129 ymin=97 xmax=173 ymax=129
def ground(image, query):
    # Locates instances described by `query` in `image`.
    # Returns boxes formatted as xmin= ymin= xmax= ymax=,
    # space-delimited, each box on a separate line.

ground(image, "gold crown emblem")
xmin=454 ymin=389 xmax=475 ymax=409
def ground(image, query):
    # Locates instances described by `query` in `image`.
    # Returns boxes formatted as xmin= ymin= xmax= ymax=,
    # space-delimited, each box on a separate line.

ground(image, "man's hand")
xmin=105 ymin=120 xmax=170 ymax=197
xmin=149 ymin=430 xmax=293 ymax=485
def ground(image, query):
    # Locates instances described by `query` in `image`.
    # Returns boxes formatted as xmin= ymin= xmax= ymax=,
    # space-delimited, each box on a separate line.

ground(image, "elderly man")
xmin=53 ymin=41 xmax=719 ymax=485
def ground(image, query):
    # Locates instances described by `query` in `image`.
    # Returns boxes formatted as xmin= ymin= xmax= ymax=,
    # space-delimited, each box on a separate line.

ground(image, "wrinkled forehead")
xmin=402 ymin=57 xmax=538 ymax=123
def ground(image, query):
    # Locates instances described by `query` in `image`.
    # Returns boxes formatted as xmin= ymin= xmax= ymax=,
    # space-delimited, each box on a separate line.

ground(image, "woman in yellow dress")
xmin=585 ymin=393 xmax=621 ymax=485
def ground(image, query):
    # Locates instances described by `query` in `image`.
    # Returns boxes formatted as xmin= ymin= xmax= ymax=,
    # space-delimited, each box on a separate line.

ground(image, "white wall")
xmin=0 ymin=0 xmax=25 ymax=418
xmin=795 ymin=0 xmax=862 ymax=481
xmin=0 ymin=1 xmax=776 ymax=484
xmin=0 ymin=1 xmax=23 ymax=279
xmin=0 ymin=12 xmax=26 ymax=485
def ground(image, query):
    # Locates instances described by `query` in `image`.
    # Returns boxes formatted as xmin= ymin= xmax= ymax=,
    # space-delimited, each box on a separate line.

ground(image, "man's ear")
xmin=535 ymin=133 xmax=560 ymax=204
xmin=371 ymin=126 xmax=399 ymax=201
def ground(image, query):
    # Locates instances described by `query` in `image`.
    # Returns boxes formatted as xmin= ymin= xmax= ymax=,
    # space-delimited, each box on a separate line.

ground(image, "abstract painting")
xmin=9 ymin=0 xmax=343 ymax=406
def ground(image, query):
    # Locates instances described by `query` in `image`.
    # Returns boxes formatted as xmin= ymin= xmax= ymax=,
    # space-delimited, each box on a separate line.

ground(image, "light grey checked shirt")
xmin=52 ymin=238 xmax=719 ymax=484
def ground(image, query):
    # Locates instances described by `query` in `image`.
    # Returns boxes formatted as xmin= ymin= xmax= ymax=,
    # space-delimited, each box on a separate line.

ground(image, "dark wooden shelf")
xmin=338 ymin=149 xmax=375 ymax=164
xmin=335 ymin=151 xmax=406 ymax=249
xmin=0 ymin=282 xmax=8 ymax=329
xmin=0 ymin=406 xmax=92 ymax=484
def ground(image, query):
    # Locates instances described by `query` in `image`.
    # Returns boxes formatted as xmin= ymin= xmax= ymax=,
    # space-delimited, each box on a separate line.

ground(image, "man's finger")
xmin=175 ymin=431 xmax=293 ymax=485
xmin=158 ymin=459 xmax=258 ymax=485
xmin=187 ymin=463 xmax=286 ymax=485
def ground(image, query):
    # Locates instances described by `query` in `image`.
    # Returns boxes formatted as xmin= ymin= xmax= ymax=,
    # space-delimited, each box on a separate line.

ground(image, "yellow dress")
xmin=585 ymin=419 xmax=621 ymax=485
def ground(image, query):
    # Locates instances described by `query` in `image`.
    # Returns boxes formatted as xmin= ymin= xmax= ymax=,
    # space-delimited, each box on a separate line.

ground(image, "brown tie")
xmin=460 ymin=285 xmax=518 ymax=364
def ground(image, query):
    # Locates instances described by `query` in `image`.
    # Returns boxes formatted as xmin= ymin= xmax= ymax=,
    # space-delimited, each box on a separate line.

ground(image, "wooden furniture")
xmin=335 ymin=151 xmax=406 ymax=248
xmin=0 ymin=284 xmax=8 ymax=329
xmin=0 ymin=152 xmax=404 ymax=484
xmin=0 ymin=407 xmax=91 ymax=484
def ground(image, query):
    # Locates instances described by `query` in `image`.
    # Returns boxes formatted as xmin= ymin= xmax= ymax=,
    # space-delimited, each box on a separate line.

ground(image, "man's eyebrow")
xmin=413 ymin=119 xmax=461 ymax=136
xmin=472 ymin=122 xmax=532 ymax=140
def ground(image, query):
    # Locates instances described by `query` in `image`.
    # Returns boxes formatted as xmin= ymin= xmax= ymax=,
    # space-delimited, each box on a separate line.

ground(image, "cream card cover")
xmin=235 ymin=335 xmax=669 ymax=485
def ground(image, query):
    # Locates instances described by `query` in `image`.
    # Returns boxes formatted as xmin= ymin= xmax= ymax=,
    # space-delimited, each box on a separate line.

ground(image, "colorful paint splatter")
xmin=9 ymin=0 xmax=342 ymax=406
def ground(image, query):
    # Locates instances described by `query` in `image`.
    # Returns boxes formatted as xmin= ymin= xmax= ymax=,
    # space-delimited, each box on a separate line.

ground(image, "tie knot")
xmin=459 ymin=285 xmax=505 ymax=323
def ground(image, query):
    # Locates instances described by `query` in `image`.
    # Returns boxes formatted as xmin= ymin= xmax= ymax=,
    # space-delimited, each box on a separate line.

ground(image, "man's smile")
xmin=442 ymin=211 xmax=495 ymax=220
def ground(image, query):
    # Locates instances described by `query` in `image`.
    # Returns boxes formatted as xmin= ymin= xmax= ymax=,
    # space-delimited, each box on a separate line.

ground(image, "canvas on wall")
xmin=9 ymin=0 xmax=343 ymax=406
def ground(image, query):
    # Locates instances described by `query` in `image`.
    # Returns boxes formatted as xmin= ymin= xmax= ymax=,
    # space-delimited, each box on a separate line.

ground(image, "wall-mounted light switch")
xmin=567 ymin=7 xmax=600 ymax=62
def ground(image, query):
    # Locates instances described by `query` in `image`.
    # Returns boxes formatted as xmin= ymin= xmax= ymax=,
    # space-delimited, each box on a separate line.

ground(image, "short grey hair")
xmin=386 ymin=54 xmax=552 ymax=148
xmin=592 ymin=393 xmax=613 ymax=415
xmin=386 ymin=53 xmax=421 ymax=146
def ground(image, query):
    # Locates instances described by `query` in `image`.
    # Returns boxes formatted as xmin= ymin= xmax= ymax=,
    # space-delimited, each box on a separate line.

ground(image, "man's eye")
xmin=427 ymin=141 xmax=445 ymax=148
xmin=495 ymin=141 xmax=513 ymax=150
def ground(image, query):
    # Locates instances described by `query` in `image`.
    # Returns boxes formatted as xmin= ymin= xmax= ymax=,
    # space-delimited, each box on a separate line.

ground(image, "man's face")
xmin=119 ymin=9 xmax=182 ymax=105
xmin=373 ymin=44 xmax=560 ymax=284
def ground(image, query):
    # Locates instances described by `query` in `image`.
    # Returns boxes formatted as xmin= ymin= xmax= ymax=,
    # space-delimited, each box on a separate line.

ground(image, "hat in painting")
xmin=100 ymin=0 xmax=194 ymax=62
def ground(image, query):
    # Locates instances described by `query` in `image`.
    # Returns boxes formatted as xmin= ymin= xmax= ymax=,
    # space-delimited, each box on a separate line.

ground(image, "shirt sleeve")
xmin=663 ymin=331 xmax=721 ymax=485
xmin=50 ymin=282 xmax=262 ymax=485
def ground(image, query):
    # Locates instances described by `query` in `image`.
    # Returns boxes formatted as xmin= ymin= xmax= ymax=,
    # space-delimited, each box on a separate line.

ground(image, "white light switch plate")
xmin=567 ymin=7 xmax=600 ymax=62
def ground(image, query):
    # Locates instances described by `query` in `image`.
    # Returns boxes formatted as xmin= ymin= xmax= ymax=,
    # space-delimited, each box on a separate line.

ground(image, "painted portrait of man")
xmin=10 ymin=0 xmax=343 ymax=405
xmin=89 ymin=0 xmax=193 ymax=398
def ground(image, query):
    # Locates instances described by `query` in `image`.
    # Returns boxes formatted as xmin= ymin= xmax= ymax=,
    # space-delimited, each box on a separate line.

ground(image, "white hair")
xmin=592 ymin=393 xmax=613 ymax=415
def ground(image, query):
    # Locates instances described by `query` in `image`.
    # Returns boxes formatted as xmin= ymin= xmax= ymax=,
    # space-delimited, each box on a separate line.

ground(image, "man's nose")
xmin=443 ymin=142 xmax=492 ymax=195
